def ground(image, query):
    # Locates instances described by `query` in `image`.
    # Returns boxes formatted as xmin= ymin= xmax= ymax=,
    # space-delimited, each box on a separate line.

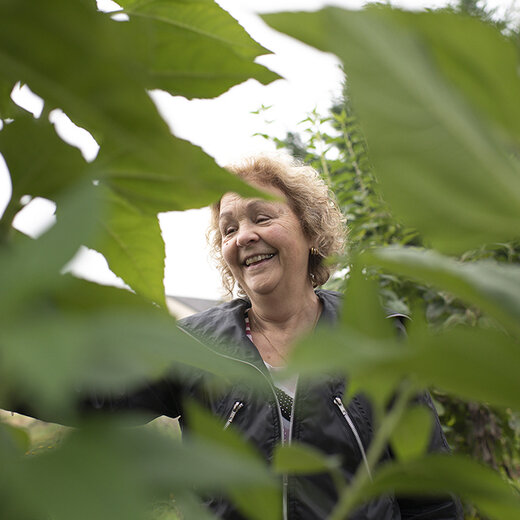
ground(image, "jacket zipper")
xmin=224 ymin=401 xmax=244 ymax=430
xmin=178 ymin=324 xmax=288 ymax=520
xmin=333 ymin=396 xmax=372 ymax=481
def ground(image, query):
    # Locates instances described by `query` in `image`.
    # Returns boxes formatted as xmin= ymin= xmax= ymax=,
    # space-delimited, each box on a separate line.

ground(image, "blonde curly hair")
xmin=208 ymin=154 xmax=346 ymax=297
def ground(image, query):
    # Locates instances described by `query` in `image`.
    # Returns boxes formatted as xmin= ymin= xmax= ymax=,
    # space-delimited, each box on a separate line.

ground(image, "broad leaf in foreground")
xmin=263 ymin=8 xmax=520 ymax=253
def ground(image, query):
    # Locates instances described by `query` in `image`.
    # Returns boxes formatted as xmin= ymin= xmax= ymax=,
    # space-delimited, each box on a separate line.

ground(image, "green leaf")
xmin=365 ymin=246 xmax=520 ymax=337
xmin=0 ymin=112 xmax=88 ymax=204
xmin=273 ymin=442 xmax=340 ymax=475
xmin=1 ymin=420 xmax=277 ymax=520
xmin=187 ymin=402 xmax=282 ymax=520
xmin=92 ymin=189 xmax=165 ymax=306
xmin=390 ymin=405 xmax=432 ymax=462
xmin=355 ymin=454 xmax=520 ymax=520
xmin=407 ymin=323 xmax=520 ymax=410
xmin=97 ymin=135 xmax=260 ymax=216
xmin=1 ymin=289 xmax=267 ymax=415
xmin=119 ymin=0 xmax=280 ymax=99
xmin=263 ymin=8 xmax=520 ymax=253
xmin=0 ymin=78 xmax=17 ymax=119
xmin=0 ymin=422 xmax=30 ymax=454
xmin=399 ymin=10 xmax=520 ymax=144
xmin=0 ymin=180 xmax=102 ymax=318
xmin=341 ymin=261 xmax=395 ymax=340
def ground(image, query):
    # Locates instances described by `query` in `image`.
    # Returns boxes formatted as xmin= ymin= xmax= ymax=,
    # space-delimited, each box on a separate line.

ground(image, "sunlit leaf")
xmin=264 ymin=7 xmax=520 ymax=253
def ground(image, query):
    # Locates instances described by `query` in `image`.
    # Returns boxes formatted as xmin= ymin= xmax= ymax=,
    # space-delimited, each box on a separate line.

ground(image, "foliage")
xmin=262 ymin=1 xmax=520 ymax=517
xmin=2 ymin=1 xmax=520 ymax=520
xmin=0 ymin=1 xmax=279 ymax=519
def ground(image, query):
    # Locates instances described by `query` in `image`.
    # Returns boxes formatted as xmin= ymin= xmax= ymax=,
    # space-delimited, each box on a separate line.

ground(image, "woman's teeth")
xmin=245 ymin=253 xmax=275 ymax=266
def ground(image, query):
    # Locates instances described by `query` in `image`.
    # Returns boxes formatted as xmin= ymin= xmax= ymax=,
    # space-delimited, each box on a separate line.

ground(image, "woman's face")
xmin=219 ymin=188 xmax=312 ymax=301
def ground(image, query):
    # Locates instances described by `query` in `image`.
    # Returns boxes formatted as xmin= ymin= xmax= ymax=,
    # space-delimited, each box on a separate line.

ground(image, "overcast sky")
xmin=1 ymin=0 xmax=517 ymax=300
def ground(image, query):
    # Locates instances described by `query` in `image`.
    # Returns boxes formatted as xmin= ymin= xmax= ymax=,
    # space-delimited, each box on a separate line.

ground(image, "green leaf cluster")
xmin=263 ymin=2 xmax=520 ymax=518
xmin=0 ymin=1 xmax=280 ymax=518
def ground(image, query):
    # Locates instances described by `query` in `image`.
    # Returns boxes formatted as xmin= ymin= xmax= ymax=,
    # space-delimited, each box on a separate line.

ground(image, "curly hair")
xmin=208 ymin=153 xmax=346 ymax=297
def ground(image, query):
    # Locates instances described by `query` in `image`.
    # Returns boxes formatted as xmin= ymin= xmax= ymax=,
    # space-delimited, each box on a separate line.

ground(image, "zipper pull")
xmin=224 ymin=401 xmax=244 ymax=430
xmin=333 ymin=396 xmax=373 ymax=481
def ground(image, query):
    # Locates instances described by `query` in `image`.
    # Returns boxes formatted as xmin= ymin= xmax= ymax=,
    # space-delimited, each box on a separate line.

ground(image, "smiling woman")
xmin=177 ymin=153 xmax=462 ymax=518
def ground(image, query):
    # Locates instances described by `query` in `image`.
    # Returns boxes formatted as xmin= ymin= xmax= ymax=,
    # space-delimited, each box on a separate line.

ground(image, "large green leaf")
xmin=365 ymin=246 xmax=520 ymax=336
xmin=399 ymin=9 xmax=520 ymax=145
xmin=119 ymin=0 xmax=280 ymax=99
xmin=351 ymin=454 xmax=520 ymax=520
xmin=0 ymin=112 xmax=88 ymax=204
xmin=263 ymin=8 xmax=520 ymax=253
xmin=0 ymin=181 xmax=101 ymax=318
xmin=1 ymin=419 xmax=277 ymax=520
xmin=288 ymin=318 xmax=520 ymax=411
xmin=187 ymin=402 xmax=282 ymax=520
xmin=93 ymin=188 xmax=166 ymax=305
xmin=96 ymin=135 xmax=259 ymax=216
xmin=0 ymin=0 xmax=262 ymax=212
xmin=1 ymin=308 xmax=268 ymax=416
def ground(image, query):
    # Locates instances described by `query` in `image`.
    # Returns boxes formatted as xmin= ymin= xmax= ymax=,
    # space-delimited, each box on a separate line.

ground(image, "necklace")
xmin=248 ymin=300 xmax=322 ymax=363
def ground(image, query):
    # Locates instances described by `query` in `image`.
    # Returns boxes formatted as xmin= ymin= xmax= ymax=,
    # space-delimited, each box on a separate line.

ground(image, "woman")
xmin=176 ymin=154 xmax=462 ymax=519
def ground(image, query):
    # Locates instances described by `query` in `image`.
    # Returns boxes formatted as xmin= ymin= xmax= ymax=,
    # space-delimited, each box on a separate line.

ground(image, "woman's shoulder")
xmin=177 ymin=297 xmax=251 ymax=344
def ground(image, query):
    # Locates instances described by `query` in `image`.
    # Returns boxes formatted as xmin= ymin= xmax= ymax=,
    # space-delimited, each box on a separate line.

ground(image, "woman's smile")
xmin=219 ymin=190 xmax=312 ymax=300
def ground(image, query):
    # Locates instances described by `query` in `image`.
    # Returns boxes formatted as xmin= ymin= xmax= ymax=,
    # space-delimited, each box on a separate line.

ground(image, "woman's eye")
xmin=256 ymin=215 xmax=270 ymax=224
xmin=224 ymin=226 xmax=236 ymax=236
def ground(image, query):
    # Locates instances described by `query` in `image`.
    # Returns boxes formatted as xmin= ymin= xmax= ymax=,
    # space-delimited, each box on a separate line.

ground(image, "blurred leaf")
xmin=353 ymin=454 xmax=520 ymax=520
xmin=390 ymin=405 xmax=432 ymax=462
xmin=186 ymin=401 xmax=282 ymax=520
xmin=1 ymin=419 xmax=277 ymax=520
xmin=288 ymin=326 xmax=407 ymax=406
xmin=264 ymin=7 xmax=520 ymax=253
xmin=119 ymin=0 xmax=280 ymax=99
xmin=0 ymin=79 xmax=17 ymax=119
xmin=273 ymin=442 xmax=340 ymax=474
xmin=0 ymin=112 xmax=88 ymax=204
xmin=290 ymin=318 xmax=520 ymax=411
xmin=407 ymin=323 xmax=520 ymax=410
xmin=1 ymin=294 xmax=267 ymax=415
xmin=0 ymin=422 xmax=30 ymax=453
xmin=171 ymin=491 xmax=218 ymax=520
xmin=341 ymin=261 xmax=395 ymax=339
xmin=397 ymin=9 xmax=520 ymax=144
xmin=365 ymin=246 xmax=520 ymax=337
xmin=0 ymin=180 xmax=102 ymax=317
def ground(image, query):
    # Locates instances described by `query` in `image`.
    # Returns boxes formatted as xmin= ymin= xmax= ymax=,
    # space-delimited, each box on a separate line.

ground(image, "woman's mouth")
xmin=244 ymin=253 xmax=275 ymax=267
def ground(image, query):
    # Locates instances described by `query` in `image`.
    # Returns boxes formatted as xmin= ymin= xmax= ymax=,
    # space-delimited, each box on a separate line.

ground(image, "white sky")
xmin=0 ymin=0 xmax=517 ymax=300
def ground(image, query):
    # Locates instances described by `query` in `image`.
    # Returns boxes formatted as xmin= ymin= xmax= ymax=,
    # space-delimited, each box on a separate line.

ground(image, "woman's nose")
xmin=236 ymin=223 xmax=258 ymax=247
